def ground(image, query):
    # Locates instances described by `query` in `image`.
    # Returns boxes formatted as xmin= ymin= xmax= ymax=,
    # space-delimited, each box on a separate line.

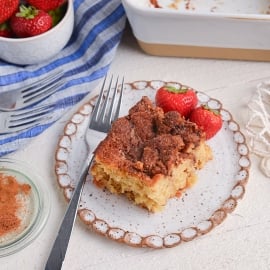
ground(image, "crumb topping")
xmin=94 ymin=96 xmax=205 ymax=178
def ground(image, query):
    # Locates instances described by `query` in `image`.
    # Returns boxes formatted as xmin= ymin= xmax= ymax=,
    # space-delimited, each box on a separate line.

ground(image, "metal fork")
xmin=0 ymin=104 xmax=55 ymax=134
xmin=0 ymin=70 xmax=64 ymax=111
xmin=45 ymin=75 xmax=124 ymax=270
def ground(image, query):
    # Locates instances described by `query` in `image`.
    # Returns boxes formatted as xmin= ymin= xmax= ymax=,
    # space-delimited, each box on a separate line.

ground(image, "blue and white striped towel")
xmin=0 ymin=0 xmax=126 ymax=157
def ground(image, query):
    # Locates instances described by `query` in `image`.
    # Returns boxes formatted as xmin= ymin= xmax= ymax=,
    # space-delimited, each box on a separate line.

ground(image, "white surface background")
xmin=2 ymin=26 xmax=270 ymax=270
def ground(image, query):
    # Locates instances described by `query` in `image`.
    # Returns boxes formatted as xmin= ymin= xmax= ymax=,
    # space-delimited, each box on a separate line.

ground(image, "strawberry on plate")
xmin=27 ymin=0 xmax=66 ymax=12
xmin=10 ymin=5 xmax=53 ymax=38
xmin=155 ymin=85 xmax=198 ymax=118
xmin=0 ymin=0 xmax=19 ymax=24
xmin=189 ymin=105 xmax=223 ymax=140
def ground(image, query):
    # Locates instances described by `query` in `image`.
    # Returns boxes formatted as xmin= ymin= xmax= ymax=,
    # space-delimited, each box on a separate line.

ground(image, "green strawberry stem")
xmin=202 ymin=105 xmax=220 ymax=116
xmin=164 ymin=85 xmax=189 ymax=94
xmin=16 ymin=5 xmax=39 ymax=19
xmin=48 ymin=5 xmax=66 ymax=26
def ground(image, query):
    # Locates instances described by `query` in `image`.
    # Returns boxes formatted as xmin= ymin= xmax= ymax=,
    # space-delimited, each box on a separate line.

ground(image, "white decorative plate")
xmin=55 ymin=80 xmax=250 ymax=248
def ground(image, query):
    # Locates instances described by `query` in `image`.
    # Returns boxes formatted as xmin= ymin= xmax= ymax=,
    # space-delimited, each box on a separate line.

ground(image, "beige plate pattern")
xmin=55 ymin=80 xmax=250 ymax=248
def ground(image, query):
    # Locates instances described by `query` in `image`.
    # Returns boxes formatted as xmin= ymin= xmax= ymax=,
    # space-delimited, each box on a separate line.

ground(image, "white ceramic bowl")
xmin=0 ymin=0 xmax=74 ymax=65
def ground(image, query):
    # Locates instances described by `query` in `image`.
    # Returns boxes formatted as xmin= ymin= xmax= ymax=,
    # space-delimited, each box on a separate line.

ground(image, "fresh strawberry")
xmin=189 ymin=105 xmax=222 ymax=139
xmin=0 ymin=22 xmax=13 ymax=38
xmin=155 ymin=85 xmax=198 ymax=118
xmin=27 ymin=0 xmax=66 ymax=12
xmin=0 ymin=0 xmax=19 ymax=24
xmin=10 ymin=5 xmax=53 ymax=38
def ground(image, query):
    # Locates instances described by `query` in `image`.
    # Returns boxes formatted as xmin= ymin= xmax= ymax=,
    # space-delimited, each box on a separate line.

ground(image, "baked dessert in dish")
xmin=90 ymin=96 xmax=212 ymax=212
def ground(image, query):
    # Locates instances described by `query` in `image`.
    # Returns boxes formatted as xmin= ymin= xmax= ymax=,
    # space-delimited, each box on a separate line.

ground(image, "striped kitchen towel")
xmin=0 ymin=0 xmax=126 ymax=157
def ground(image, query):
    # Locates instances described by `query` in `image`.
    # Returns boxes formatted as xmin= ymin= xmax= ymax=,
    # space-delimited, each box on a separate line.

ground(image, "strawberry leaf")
xmin=202 ymin=105 xmax=220 ymax=116
xmin=48 ymin=5 xmax=66 ymax=26
xmin=16 ymin=5 xmax=39 ymax=19
xmin=164 ymin=86 xmax=188 ymax=94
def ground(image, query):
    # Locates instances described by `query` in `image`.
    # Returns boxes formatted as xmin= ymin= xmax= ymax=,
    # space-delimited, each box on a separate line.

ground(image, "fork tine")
xmin=10 ymin=104 xmax=55 ymax=118
xmin=9 ymin=113 xmax=51 ymax=125
xmin=22 ymin=80 xmax=63 ymax=103
xmin=91 ymin=75 xmax=124 ymax=126
xmin=0 ymin=70 xmax=64 ymax=111
xmin=22 ymin=78 xmax=63 ymax=98
xmin=9 ymin=113 xmax=52 ymax=127
xmin=100 ymin=75 xmax=115 ymax=123
xmin=91 ymin=76 xmax=107 ymax=122
xmin=21 ymin=70 xmax=64 ymax=94
xmin=111 ymin=77 xmax=124 ymax=122
xmin=0 ymin=106 xmax=54 ymax=134
xmin=107 ymin=76 xmax=119 ymax=123
xmin=7 ymin=115 xmax=52 ymax=133
xmin=2 ymin=108 xmax=53 ymax=134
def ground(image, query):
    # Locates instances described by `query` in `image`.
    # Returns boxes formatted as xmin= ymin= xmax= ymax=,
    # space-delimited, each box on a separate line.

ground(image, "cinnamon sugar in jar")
xmin=0 ymin=173 xmax=32 ymax=240
xmin=0 ymin=158 xmax=50 ymax=257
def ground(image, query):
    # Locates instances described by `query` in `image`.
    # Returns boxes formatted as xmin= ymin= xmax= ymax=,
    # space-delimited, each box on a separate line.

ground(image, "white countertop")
xmin=2 ymin=26 xmax=270 ymax=270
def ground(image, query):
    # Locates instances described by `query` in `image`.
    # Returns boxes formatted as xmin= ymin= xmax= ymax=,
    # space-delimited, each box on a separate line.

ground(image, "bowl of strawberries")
xmin=0 ymin=0 xmax=74 ymax=65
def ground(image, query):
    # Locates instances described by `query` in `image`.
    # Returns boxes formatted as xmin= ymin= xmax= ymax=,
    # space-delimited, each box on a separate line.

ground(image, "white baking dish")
xmin=122 ymin=0 xmax=270 ymax=61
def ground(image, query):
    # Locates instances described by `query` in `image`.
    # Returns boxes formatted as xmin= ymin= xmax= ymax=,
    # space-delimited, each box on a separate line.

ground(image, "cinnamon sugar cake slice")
xmin=90 ymin=97 xmax=212 ymax=212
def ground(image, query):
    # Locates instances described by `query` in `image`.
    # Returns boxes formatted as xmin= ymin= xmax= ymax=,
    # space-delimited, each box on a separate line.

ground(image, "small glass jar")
xmin=0 ymin=158 xmax=50 ymax=257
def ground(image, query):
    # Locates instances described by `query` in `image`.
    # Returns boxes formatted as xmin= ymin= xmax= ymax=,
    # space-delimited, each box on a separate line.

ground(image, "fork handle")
xmin=45 ymin=154 xmax=94 ymax=270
